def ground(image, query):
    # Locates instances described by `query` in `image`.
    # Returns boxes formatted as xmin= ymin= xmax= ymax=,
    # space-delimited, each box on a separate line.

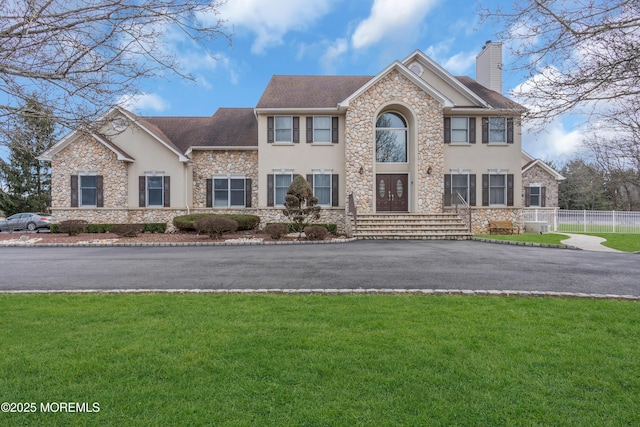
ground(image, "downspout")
xmin=185 ymin=163 xmax=190 ymax=214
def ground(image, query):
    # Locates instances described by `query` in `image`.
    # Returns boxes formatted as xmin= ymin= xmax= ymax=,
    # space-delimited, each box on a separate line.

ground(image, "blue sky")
xmin=118 ymin=0 xmax=584 ymax=163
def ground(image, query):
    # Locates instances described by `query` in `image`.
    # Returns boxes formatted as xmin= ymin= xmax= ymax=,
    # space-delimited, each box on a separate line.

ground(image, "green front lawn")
xmin=1 ymin=294 xmax=638 ymax=426
xmin=587 ymin=233 xmax=640 ymax=253
xmin=475 ymin=233 xmax=570 ymax=245
xmin=477 ymin=232 xmax=640 ymax=252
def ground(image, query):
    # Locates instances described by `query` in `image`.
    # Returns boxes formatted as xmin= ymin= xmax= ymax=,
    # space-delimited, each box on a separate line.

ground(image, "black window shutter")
xmin=469 ymin=118 xmax=476 ymax=144
xmin=163 ymin=176 xmax=170 ymax=207
xmin=96 ymin=175 xmax=104 ymax=207
xmin=206 ymin=179 xmax=213 ymax=207
xmin=332 ymin=117 xmax=339 ymax=144
xmin=482 ymin=117 xmax=489 ymax=144
xmin=306 ymin=117 xmax=313 ymax=143
xmin=139 ymin=176 xmax=146 ymax=207
xmin=525 ymin=187 xmax=531 ymax=207
xmin=306 ymin=174 xmax=313 ymax=188
xmin=332 ymin=174 xmax=339 ymax=206
xmin=444 ymin=117 xmax=451 ymax=143
xmin=70 ymin=175 xmax=78 ymax=207
xmin=267 ymin=174 xmax=274 ymax=207
xmin=541 ymin=187 xmax=546 ymax=208
xmin=444 ymin=174 xmax=451 ymax=206
xmin=469 ymin=174 xmax=476 ymax=206
xmin=245 ymin=178 xmax=252 ymax=207
xmin=507 ymin=118 xmax=514 ymax=144
xmin=482 ymin=174 xmax=489 ymax=206
xmin=507 ymin=174 xmax=514 ymax=206
xmin=267 ymin=116 xmax=274 ymax=143
xmin=293 ymin=116 xmax=299 ymax=143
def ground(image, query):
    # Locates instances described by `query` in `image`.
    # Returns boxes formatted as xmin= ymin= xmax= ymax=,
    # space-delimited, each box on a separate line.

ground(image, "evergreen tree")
xmin=282 ymin=175 xmax=321 ymax=239
xmin=0 ymin=98 xmax=56 ymax=216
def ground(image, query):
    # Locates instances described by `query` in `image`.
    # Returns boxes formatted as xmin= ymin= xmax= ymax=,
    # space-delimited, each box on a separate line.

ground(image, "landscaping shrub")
xmin=58 ymin=219 xmax=88 ymax=236
xmin=143 ymin=223 xmax=167 ymax=233
xmin=304 ymin=225 xmax=329 ymax=241
xmin=281 ymin=223 xmax=337 ymax=235
xmin=111 ymin=224 xmax=145 ymax=237
xmin=173 ymin=214 xmax=259 ymax=232
xmin=86 ymin=223 xmax=112 ymax=233
xmin=194 ymin=216 xmax=238 ymax=239
xmin=225 ymin=214 xmax=260 ymax=231
xmin=263 ymin=223 xmax=288 ymax=240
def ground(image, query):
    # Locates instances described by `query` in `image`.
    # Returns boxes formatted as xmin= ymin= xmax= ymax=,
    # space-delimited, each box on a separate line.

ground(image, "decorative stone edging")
xmin=472 ymin=237 xmax=580 ymax=250
xmin=1 ymin=288 xmax=638 ymax=300
xmin=0 ymin=237 xmax=358 ymax=247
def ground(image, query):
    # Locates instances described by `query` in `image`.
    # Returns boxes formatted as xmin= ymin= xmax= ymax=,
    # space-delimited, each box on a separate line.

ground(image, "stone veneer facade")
xmin=191 ymin=150 xmax=259 ymax=208
xmin=345 ymin=69 xmax=444 ymax=214
xmin=522 ymin=163 xmax=560 ymax=207
xmin=51 ymin=140 xmax=348 ymax=233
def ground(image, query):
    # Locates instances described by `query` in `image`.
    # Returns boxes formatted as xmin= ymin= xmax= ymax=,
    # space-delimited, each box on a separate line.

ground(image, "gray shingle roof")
xmin=256 ymin=75 xmax=373 ymax=108
xmin=455 ymin=76 xmax=526 ymax=111
xmin=142 ymin=108 xmax=257 ymax=153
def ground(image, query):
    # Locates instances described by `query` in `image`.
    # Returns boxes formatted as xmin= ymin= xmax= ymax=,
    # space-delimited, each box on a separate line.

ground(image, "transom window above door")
xmin=376 ymin=112 xmax=407 ymax=163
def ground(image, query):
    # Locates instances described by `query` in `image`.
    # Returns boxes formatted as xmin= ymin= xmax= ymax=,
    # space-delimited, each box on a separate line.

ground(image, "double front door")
xmin=376 ymin=174 xmax=408 ymax=212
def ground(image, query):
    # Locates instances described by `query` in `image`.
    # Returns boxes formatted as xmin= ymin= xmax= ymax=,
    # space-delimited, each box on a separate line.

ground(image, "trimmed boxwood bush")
xmin=173 ymin=214 xmax=259 ymax=232
xmin=304 ymin=225 xmax=329 ymax=241
xmin=269 ymin=223 xmax=337 ymax=235
xmin=51 ymin=222 xmax=166 ymax=234
xmin=263 ymin=223 xmax=287 ymax=240
xmin=111 ymin=224 xmax=145 ymax=237
xmin=58 ymin=220 xmax=88 ymax=236
xmin=194 ymin=216 xmax=238 ymax=239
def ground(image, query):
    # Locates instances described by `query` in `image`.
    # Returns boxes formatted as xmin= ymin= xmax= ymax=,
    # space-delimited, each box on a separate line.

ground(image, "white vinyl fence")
xmin=523 ymin=209 xmax=640 ymax=234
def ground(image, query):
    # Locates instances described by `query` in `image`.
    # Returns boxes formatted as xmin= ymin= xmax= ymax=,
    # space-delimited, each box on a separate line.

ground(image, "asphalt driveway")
xmin=1 ymin=240 xmax=638 ymax=296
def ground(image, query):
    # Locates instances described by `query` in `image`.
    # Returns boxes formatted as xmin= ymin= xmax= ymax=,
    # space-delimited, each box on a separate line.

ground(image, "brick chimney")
xmin=476 ymin=40 xmax=502 ymax=93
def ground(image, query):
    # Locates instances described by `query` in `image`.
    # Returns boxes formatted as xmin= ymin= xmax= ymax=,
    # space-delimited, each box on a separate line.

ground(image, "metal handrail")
xmin=451 ymin=193 xmax=472 ymax=233
xmin=348 ymin=193 xmax=357 ymax=230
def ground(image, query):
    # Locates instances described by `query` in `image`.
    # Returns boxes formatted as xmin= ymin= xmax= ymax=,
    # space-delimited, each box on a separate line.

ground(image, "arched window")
xmin=376 ymin=112 xmax=407 ymax=163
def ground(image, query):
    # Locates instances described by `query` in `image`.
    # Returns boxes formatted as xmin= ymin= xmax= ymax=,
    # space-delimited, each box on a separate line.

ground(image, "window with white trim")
xmin=489 ymin=174 xmax=506 ymax=205
xmin=313 ymin=116 xmax=331 ymax=143
xmin=275 ymin=116 xmax=293 ymax=142
xmin=489 ymin=117 xmax=506 ymax=143
xmin=274 ymin=173 xmax=293 ymax=206
xmin=528 ymin=185 xmax=541 ymax=207
xmin=376 ymin=112 xmax=407 ymax=163
xmin=214 ymin=176 xmax=246 ymax=207
xmin=451 ymin=174 xmax=469 ymax=203
xmin=146 ymin=176 xmax=164 ymax=206
xmin=451 ymin=117 xmax=469 ymax=143
xmin=80 ymin=175 xmax=97 ymax=206
xmin=313 ymin=173 xmax=332 ymax=206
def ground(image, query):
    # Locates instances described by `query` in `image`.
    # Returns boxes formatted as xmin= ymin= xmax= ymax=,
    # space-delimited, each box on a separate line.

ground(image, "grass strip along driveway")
xmin=1 ymin=294 xmax=638 ymax=426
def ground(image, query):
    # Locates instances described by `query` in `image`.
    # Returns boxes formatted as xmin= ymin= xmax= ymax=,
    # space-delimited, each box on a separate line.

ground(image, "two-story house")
xmin=41 ymin=42 xmax=561 ymax=236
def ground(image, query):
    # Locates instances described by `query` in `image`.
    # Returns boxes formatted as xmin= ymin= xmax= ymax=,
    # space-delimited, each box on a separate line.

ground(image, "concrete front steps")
xmin=353 ymin=213 xmax=472 ymax=240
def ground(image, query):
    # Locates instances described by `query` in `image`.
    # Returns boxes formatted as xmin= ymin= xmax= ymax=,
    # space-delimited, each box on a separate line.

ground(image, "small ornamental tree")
xmin=282 ymin=175 xmax=321 ymax=239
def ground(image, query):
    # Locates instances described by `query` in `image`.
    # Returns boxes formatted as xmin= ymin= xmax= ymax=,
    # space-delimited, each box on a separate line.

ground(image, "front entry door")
xmin=376 ymin=174 xmax=408 ymax=212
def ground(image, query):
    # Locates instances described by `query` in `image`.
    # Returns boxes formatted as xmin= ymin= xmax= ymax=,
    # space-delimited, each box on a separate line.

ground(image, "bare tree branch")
xmin=482 ymin=0 xmax=640 ymax=125
xmin=0 ymin=0 xmax=231 ymax=144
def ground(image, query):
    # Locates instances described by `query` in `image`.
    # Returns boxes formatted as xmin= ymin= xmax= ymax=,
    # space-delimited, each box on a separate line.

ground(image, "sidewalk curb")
xmin=1 ymin=288 xmax=637 ymax=300
xmin=472 ymin=237 xmax=579 ymax=250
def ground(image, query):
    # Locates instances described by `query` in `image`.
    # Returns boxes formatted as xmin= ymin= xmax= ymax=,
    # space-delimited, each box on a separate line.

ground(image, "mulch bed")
xmin=0 ymin=230 xmax=346 ymax=245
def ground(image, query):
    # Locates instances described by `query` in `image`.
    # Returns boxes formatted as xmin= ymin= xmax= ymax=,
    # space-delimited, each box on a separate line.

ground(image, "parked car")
xmin=0 ymin=213 xmax=52 ymax=232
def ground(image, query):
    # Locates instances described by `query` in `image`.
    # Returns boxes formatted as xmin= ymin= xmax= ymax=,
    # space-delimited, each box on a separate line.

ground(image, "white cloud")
xmin=424 ymin=41 xmax=476 ymax=75
xmin=117 ymin=93 xmax=170 ymax=113
xmin=442 ymin=51 xmax=476 ymax=75
xmin=219 ymin=0 xmax=335 ymax=54
xmin=320 ymin=39 xmax=349 ymax=74
xmin=351 ymin=0 xmax=440 ymax=49
xmin=522 ymin=119 xmax=585 ymax=162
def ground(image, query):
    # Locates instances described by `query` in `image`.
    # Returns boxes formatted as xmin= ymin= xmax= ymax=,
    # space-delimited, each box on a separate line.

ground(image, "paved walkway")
xmin=558 ymin=233 xmax=622 ymax=253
